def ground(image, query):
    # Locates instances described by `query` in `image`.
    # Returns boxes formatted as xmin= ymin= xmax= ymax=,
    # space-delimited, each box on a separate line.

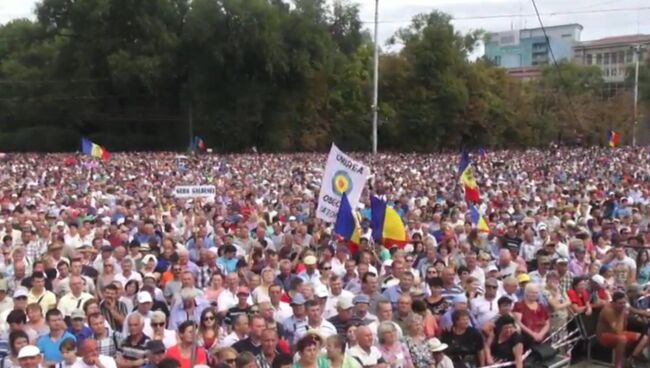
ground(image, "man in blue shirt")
xmin=37 ymin=308 xmax=76 ymax=366
xmin=217 ymin=245 xmax=239 ymax=274
xmin=382 ymin=271 xmax=414 ymax=308
xmin=67 ymin=309 xmax=93 ymax=348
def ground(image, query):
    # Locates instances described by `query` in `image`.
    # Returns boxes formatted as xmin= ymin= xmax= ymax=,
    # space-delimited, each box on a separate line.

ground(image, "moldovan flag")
xmin=334 ymin=193 xmax=362 ymax=254
xmin=370 ymin=196 xmax=408 ymax=248
xmin=458 ymin=152 xmax=480 ymax=203
xmin=470 ymin=205 xmax=490 ymax=233
xmin=608 ymin=130 xmax=620 ymax=148
xmin=81 ymin=138 xmax=110 ymax=161
xmin=316 ymin=144 xmax=371 ymax=222
xmin=478 ymin=147 xmax=488 ymax=160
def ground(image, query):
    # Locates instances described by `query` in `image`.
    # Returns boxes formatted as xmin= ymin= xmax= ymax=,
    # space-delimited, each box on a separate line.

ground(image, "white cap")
xmin=336 ymin=296 xmax=354 ymax=310
xmin=13 ymin=287 xmax=28 ymax=299
xmin=315 ymin=285 xmax=329 ymax=298
xmin=136 ymin=291 xmax=153 ymax=304
xmin=17 ymin=345 xmax=40 ymax=359
xmin=487 ymin=264 xmax=499 ymax=273
xmin=591 ymin=274 xmax=606 ymax=288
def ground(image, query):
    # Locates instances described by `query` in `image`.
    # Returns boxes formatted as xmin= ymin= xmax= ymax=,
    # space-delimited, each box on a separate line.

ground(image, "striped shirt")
xmin=99 ymin=300 xmax=129 ymax=332
xmin=95 ymin=329 xmax=123 ymax=357
xmin=118 ymin=334 xmax=150 ymax=361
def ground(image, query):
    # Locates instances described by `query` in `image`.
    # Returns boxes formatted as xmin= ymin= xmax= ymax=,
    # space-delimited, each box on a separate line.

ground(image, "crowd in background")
xmin=0 ymin=147 xmax=649 ymax=368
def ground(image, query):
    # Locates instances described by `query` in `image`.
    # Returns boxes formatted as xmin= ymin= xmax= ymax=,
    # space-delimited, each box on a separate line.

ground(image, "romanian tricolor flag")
xmin=470 ymin=205 xmax=490 ymax=233
xmin=370 ymin=196 xmax=408 ymax=248
xmin=192 ymin=136 xmax=206 ymax=152
xmin=334 ymin=193 xmax=362 ymax=254
xmin=458 ymin=152 xmax=480 ymax=203
xmin=81 ymin=138 xmax=110 ymax=161
xmin=608 ymin=130 xmax=620 ymax=148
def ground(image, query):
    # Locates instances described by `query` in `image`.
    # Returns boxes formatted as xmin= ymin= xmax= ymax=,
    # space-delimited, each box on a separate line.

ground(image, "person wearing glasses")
xmin=150 ymin=311 xmax=176 ymax=349
xmin=214 ymin=347 xmax=238 ymax=368
xmin=197 ymin=308 xmax=221 ymax=351
xmin=471 ymin=278 xmax=500 ymax=332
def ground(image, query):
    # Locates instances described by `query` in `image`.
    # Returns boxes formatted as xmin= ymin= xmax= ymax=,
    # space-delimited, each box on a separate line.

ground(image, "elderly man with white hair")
xmin=168 ymin=287 xmax=209 ymax=330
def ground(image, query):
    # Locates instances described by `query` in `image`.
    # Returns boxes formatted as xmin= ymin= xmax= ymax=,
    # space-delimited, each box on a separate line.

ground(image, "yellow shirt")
xmin=27 ymin=289 xmax=57 ymax=311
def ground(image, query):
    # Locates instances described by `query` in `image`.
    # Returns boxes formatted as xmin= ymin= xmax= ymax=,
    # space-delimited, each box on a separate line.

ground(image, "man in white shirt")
xmin=347 ymin=326 xmax=385 ymax=366
xmin=295 ymin=300 xmax=336 ymax=341
xmin=57 ymin=275 xmax=93 ymax=319
xmin=471 ymin=278 xmax=500 ymax=330
xmin=323 ymin=275 xmax=353 ymax=318
xmin=221 ymin=314 xmax=249 ymax=347
xmin=122 ymin=292 xmax=155 ymax=337
xmin=113 ymin=258 xmax=142 ymax=289
xmin=74 ymin=339 xmax=117 ymax=368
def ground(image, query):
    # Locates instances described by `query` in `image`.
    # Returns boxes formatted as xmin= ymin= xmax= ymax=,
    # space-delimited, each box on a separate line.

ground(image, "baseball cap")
xmin=290 ymin=293 xmax=307 ymax=306
xmin=71 ymin=309 xmax=85 ymax=320
xmin=147 ymin=340 xmax=166 ymax=354
xmin=336 ymin=297 xmax=354 ymax=310
xmin=237 ymin=286 xmax=250 ymax=296
xmin=591 ymin=274 xmax=606 ymax=288
xmin=486 ymin=264 xmax=499 ymax=273
xmin=136 ymin=292 xmax=153 ymax=304
xmin=556 ymin=257 xmax=569 ymax=264
xmin=13 ymin=288 xmax=28 ymax=299
xmin=315 ymin=285 xmax=329 ymax=299
xmin=517 ymin=274 xmax=531 ymax=283
xmin=288 ymin=216 xmax=297 ymax=221
xmin=303 ymin=255 xmax=317 ymax=266
xmin=17 ymin=345 xmax=40 ymax=359
xmin=382 ymin=259 xmax=393 ymax=268
xmin=353 ymin=294 xmax=370 ymax=305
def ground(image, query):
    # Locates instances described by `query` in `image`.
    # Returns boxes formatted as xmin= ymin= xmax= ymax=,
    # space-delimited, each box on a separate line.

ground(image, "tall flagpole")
xmin=372 ymin=0 xmax=379 ymax=155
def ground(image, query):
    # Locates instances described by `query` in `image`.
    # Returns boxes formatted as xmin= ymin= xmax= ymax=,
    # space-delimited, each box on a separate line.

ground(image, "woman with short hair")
xmin=377 ymin=321 xmax=413 ymax=368
xmin=513 ymin=283 xmax=550 ymax=347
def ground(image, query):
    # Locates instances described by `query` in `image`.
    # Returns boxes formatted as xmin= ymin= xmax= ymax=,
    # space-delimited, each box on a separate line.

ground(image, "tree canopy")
xmin=0 ymin=0 xmax=639 ymax=152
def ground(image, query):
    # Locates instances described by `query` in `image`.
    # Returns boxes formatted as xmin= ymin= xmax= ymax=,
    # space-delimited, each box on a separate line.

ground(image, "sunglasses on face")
xmin=224 ymin=358 xmax=236 ymax=364
xmin=321 ymin=267 xmax=331 ymax=270
xmin=151 ymin=322 xmax=165 ymax=327
xmin=203 ymin=316 xmax=215 ymax=321
xmin=486 ymin=285 xmax=498 ymax=289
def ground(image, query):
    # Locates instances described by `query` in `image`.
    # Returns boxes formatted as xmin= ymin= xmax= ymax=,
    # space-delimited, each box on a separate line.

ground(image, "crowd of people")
xmin=0 ymin=147 xmax=649 ymax=368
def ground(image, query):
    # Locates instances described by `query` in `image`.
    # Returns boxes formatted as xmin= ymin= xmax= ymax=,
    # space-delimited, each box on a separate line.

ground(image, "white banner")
xmin=173 ymin=185 xmax=216 ymax=199
xmin=316 ymin=144 xmax=371 ymax=222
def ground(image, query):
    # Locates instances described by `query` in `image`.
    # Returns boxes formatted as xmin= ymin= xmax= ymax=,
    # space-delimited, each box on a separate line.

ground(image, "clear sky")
xmin=2 ymin=0 xmax=649 ymax=53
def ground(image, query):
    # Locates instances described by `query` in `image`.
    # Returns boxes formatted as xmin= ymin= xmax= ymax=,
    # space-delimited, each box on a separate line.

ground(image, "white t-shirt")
xmin=470 ymin=295 xmax=499 ymax=329
xmin=72 ymin=355 xmax=117 ymax=368
xmin=347 ymin=345 xmax=384 ymax=366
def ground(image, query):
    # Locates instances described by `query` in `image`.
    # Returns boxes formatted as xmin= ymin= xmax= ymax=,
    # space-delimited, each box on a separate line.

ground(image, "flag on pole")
xmin=81 ymin=138 xmax=110 ymax=161
xmin=370 ymin=196 xmax=408 ymax=248
xmin=470 ymin=205 xmax=489 ymax=233
xmin=334 ymin=193 xmax=362 ymax=254
xmin=316 ymin=144 xmax=371 ymax=222
xmin=458 ymin=152 xmax=480 ymax=203
xmin=608 ymin=130 xmax=620 ymax=148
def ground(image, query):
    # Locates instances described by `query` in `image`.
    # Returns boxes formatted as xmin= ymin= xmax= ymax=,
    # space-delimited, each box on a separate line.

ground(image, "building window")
xmin=586 ymin=54 xmax=593 ymax=64
xmin=627 ymin=49 xmax=633 ymax=63
xmin=494 ymin=56 xmax=501 ymax=66
xmin=618 ymin=51 xmax=624 ymax=64
xmin=612 ymin=52 xmax=617 ymax=64
xmin=604 ymin=53 xmax=610 ymax=64
xmin=605 ymin=68 xmax=610 ymax=77
xmin=596 ymin=54 xmax=602 ymax=64
xmin=611 ymin=68 xmax=617 ymax=76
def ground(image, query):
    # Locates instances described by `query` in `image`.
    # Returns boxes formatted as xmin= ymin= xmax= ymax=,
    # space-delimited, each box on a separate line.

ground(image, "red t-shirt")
xmin=513 ymin=301 xmax=549 ymax=332
xmin=165 ymin=345 xmax=208 ymax=368
xmin=567 ymin=289 xmax=589 ymax=307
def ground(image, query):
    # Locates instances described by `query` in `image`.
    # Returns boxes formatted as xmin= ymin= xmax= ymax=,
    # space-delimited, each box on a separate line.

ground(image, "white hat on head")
xmin=17 ymin=345 xmax=40 ymax=359
xmin=427 ymin=338 xmax=449 ymax=353
xmin=136 ymin=292 xmax=153 ymax=304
